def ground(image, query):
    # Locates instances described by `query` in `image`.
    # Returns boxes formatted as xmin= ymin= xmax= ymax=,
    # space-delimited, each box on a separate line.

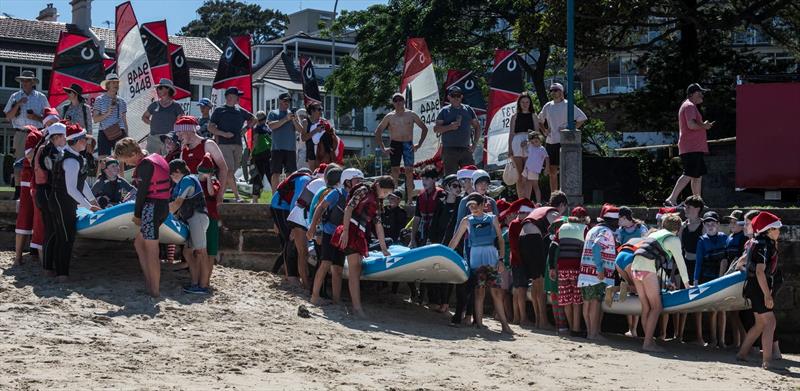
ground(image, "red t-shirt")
xmin=508 ymin=218 xmax=524 ymax=267
xmin=677 ymin=99 xmax=708 ymax=154
xmin=201 ymin=178 xmax=221 ymax=220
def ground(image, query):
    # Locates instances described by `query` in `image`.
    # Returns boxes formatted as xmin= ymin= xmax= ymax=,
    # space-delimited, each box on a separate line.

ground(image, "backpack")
xmin=275 ymin=171 xmax=310 ymax=205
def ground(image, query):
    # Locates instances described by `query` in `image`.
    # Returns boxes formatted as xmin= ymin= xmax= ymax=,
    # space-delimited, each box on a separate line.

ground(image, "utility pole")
xmin=560 ymin=0 xmax=584 ymax=205
xmin=330 ymin=0 xmax=339 ymax=127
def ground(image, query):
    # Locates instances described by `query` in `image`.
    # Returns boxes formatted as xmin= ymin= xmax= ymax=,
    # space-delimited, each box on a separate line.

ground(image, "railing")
xmin=590 ymin=75 xmax=647 ymax=96
xmin=731 ymin=29 xmax=773 ymax=46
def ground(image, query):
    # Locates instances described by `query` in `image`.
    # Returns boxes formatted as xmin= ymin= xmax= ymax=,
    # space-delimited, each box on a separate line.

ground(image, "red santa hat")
xmin=656 ymin=206 xmax=678 ymax=221
xmin=315 ymin=163 xmax=328 ymax=178
xmin=65 ymin=123 xmax=86 ymax=141
xmin=456 ymin=164 xmax=478 ymax=180
xmin=24 ymin=127 xmax=43 ymax=155
xmin=499 ymin=198 xmax=536 ymax=221
xmin=599 ymin=203 xmax=619 ymax=220
xmin=496 ymin=198 xmax=511 ymax=214
xmin=751 ymin=212 xmax=782 ymax=235
xmin=174 ymin=115 xmax=200 ymax=133
xmin=197 ymin=153 xmax=216 ymax=174
xmin=571 ymin=206 xmax=589 ymax=218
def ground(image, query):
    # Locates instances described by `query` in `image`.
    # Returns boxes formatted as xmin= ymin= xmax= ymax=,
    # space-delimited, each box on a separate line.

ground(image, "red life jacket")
xmin=134 ymin=153 xmax=171 ymax=200
xmin=276 ymin=171 xmax=311 ymax=205
xmin=417 ymin=187 xmax=443 ymax=224
xmin=522 ymin=206 xmax=558 ymax=234
xmin=350 ymin=183 xmax=379 ymax=227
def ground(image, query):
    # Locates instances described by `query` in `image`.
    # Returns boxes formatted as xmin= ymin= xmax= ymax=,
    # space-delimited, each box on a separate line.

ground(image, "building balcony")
xmin=590 ymin=75 xmax=647 ymax=96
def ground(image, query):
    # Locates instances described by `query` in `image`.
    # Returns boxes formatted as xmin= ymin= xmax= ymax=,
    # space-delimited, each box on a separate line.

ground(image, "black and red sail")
xmin=169 ymin=43 xmax=191 ymax=100
xmin=140 ymin=20 xmax=171 ymax=85
xmin=300 ymin=56 xmax=322 ymax=107
xmin=103 ymin=58 xmax=117 ymax=76
xmin=484 ymin=50 xmax=524 ymax=166
xmin=444 ymin=70 xmax=486 ymax=116
xmin=213 ymin=35 xmax=252 ymax=112
xmin=47 ymin=31 xmax=105 ymax=107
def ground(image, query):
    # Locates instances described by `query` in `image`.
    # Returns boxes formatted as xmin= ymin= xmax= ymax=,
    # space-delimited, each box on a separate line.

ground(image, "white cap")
xmin=457 ymin=167 xmax=475 ymax=180
xmin=341 ymin=168 xmax=364 ymax=183
xmin=46 ymin=122 xmax=66 ymax=138
xmin=471 ymin=169 xmax=490 ymax=184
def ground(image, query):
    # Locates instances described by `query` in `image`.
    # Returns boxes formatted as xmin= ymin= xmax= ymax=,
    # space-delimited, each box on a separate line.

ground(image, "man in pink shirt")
xmin=665 ymin=83 xmax=714 ymax=206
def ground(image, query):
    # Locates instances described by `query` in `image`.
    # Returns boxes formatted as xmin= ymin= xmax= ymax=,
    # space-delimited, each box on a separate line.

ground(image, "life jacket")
xmin=181 ymin=138 xmax=211 ymax=174
xmin=417 ymin=187 xmax=443 ymax=224
xmin=174 ymin=175 xmax=207 ymax=221
xmin=745 ymin=236 xmax=778 ymax=279
xmin=467 ymin=214 xmax=495 ymax=247
xmin=51 ymin=148 xmax=87 ymax=197
xmin=276 ymin=171 xmax=311 ymax=206
xmin=297 ymin=178 xmax=324 ymax=209
xmin=322 ymin=187 xmax=346 ymax=227
xmin=556 ymin=221 xmax=586 ymax=260
xmin=522 ymin=206 xmax=557 ymax=234
xmin=34 ymin=141 xmax=57 ymax=186
xmin=134 ymin=153 xmax=171 ymax=200
xmin=632 ymin=229 xmax=676 ymax=274
xmin=349 ymin=183 xmax=380 ymax=227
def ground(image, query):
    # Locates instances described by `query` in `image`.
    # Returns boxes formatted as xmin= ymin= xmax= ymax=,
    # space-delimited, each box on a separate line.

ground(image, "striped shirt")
xmin=93 ymin=94 xmax=127 ymax=131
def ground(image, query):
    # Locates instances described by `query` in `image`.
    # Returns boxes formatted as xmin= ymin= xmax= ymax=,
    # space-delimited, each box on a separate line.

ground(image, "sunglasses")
xmin=450 ymin=183 xmax=462 ymax=188
xmin=549 ymin=89 xmax=560 ymax=92
xmin=449 ymin=94 xmax=463 ymax=98
xmin=392 ymin=98 xmax=405 ymax=103
xmin=157 ymin=86 xmax=168 ymax=90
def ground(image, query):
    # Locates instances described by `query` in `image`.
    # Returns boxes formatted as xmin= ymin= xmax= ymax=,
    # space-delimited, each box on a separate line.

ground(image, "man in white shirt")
xmin=537 ymin=83 xmax=587 ymax=192
xmin=3 ymin=70 xmax=49 ymax=160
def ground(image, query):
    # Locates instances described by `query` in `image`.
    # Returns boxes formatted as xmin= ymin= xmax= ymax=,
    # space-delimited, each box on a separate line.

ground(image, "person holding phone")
xmin=4 ymin=70 xmax=48 ymax=162
xmin=268 ymin=93 xmax=304 ymax=191
xmin=665 ymin=83 xmax=714 ymax=207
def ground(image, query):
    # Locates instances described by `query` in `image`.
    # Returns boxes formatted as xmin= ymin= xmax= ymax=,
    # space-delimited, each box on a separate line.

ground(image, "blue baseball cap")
xmin=197 ymin=98 xmax=212 ymax=108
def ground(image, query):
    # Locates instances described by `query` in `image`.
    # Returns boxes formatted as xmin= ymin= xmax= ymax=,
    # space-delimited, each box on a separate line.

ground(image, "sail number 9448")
xmin=126 ymin=63 xmax=151 ymax=98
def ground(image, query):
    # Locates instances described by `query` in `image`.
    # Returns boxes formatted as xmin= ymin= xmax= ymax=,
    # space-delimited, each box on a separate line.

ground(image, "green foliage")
xmin=622 ymin=150 xmax=683 ymax=205
xmin=178 ymin=0 xmax=288 ymax=48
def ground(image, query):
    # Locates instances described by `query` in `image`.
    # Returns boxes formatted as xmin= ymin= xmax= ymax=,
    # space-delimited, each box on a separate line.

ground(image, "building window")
xmin=202 ymin=85 xmax=212 ymax=99
xmin=41 ymin=69 xmax=52 ymax=91
xmin=190 ymin=84 xmax=200 ymax=101
xmin=4 ymin=66 xmax=20 ymax=88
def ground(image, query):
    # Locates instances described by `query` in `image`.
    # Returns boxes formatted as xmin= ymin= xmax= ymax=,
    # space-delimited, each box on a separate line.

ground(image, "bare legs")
xmin=634 ymin=273 xmax=665 ymax=351
xmin=291 ymin=227 xmax=310 ymax=289
xmin=512 ymin=156 xmax=528 ymax=200
xmin=737 ymin=312 xmax=776 ymax=369
xmin=564 ymin=303 xmax=582 ymax=333
xmin=134 ymin=233 xmax=160 ymax=297
xmin=582 ymin=298 xmax=602 ymax=340
xmin=14 ymin=234 xmax=28 ymax=265
xmin=404 ymin=167 xmax=414 ymax=202
xmin=531 ymin=277 xmax=551 ymax=329
xmin=666 ymin=175 xmax=702 ymax=205
xmin=311 ymin=260 xmax=343 ymax=305
xmin=548 ymin=164 xmax=559 ymax=192
xmin=512 ymin=287 xmax=531 ymax=326
xmin=346 ymin=254 xmax=366 ymax=317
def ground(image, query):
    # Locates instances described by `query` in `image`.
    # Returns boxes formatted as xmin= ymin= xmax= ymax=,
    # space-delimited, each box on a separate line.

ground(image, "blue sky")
xmin=1 ymin=0 xmax=384 ymax=34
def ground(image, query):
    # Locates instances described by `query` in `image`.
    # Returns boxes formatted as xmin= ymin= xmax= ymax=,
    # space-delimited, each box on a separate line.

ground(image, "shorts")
xmin=615 ymin=251 xmax=635 ymax=271
xmin=305 ymin=139 xmax=317 ymax=161
xmin=186 ymin=212 xmax=210 ymax=249
xmin=219 ymin=143 xmax=243 ymax=174
xmin=680 ymin=152 xmax=706 ymax=178
xmin=511 ymin=265 xmax=531 ymax=288
xmin=206 ymin=218 xmax=219 ymax=256
xmin=442 ymin=147 xmax=475 ymax=175
xmin=271 ymin=149 xmax=297 ymax=175
xmin=517 ymin=234 xmax=545 ymax=280
xmin=545 ymin=143 xmax=561 ymax=166
xmin=332 ymin=222 xmax=369 ymax=257
xmin=13 ymin=129 xmax=27 ymax=159
xmin=469 ymin=245 xmax=499 ymax=270
xmin=389 ymin=140 xmax=414 ymax=167
xmin=146 ymin=134 xmax=166 ymax=156
xmin=98 ymin=127 xmax=125 ymax=156
xmin=557 ymin=268 xmax=582 ymax=305
xmin=522 ymin=168 xmax=540 ymax=181
xmin=140 ymin=200 xmax=169 ymax=241
xmin=321 ymin=232 xmax=346 ymax=267
xmin=580 ymin=282 xmax=607 ymax=301
xmin=511 ymin=132 xmax=528 ymax=158
xmin=632 ymin=270 xmax=653 ymax=280
xmin=745 ymin=283 xmax=772 ymax=314
xmin=473 ymin=264 xmax=501 ymax=288
xmin=15 ymin=184 xmax=33 ymax=234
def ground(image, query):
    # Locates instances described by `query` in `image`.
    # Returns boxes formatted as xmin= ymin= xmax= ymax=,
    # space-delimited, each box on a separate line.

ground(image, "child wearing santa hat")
xmin=578 ymin=203 xmax=619 ymax=340
xmin=197 ymin=154 xmax=222 ymax=266
xmin=13 ymin=126 xmax=42 ymax=265
xmin=736 ymin=212 xmax=782 ymax=369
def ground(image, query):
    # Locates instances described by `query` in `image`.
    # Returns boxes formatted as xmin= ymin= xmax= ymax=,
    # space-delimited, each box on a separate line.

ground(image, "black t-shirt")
xmin=430 ymin=197 xmax=461 ymax=244
xmin=210 ymin=105 xmax=254 ymax=145
xmin=382 ymin=206 xmax=408 ymax=241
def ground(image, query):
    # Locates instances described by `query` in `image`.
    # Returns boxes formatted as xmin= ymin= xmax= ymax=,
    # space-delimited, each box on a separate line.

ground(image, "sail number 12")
xmin=126 ymin=63 xmax=152 ymax=98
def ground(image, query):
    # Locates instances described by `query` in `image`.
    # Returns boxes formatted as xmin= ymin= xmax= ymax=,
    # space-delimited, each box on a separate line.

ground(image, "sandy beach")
xmin=0 ymin=250 xmax=798 ymax=390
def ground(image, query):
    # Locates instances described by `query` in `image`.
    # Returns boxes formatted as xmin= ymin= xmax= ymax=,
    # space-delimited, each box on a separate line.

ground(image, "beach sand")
xmin=0 ymin=250 xmax=797 ymax=390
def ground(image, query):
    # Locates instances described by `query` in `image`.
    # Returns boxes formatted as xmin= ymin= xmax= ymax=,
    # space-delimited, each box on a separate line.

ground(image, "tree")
xmin=179 ymin=0 xmax=288 ymax=48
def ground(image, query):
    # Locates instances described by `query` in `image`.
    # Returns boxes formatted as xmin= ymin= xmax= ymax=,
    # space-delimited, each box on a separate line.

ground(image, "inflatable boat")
xmin=602 ymin=271 xmax=749 ymax=315
xmin=310 ymin=244 xmax=469 ymax=284
xmin=76 ymin=201 xmax=188 ymax=244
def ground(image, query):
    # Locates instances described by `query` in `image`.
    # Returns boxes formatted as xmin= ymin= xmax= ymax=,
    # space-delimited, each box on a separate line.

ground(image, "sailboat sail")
xmin=399 ymin=38 xmax=440 ymax=163
xmin=115 ymin=1 xmax=154 ymax=143
xmin=300 ymin=56 xmax=322 ymax=106
xmin=485 ymin=50 xmax=524 ymax=166
xmin=47 ymin=31 xmax=105 ymax=109
xmin=169 ymin=43 xmax=191 ymax=101
xmin=140 ymin=21 xmax=171 ymax=86
xmin=212 ymin=35 xmax=252 ymax=112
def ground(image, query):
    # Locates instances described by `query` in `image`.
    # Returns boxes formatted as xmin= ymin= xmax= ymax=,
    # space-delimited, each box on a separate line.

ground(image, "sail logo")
xmin=81 ymin=47 xmax=95 ymax=60
xmin=225 ymin=46 xmax=234 ymax=60
xmin=464 ymin=79 xmax=475 ymax=90
xmin=506 ymin=59 xmax=517 ymax=72
xmin=174 ymin=54 xmax=184 ymax=68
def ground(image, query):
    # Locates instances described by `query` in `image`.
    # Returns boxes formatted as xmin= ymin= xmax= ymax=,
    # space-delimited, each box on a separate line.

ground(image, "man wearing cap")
xmin=665 ymin=83 xmax=714 ymax=206
xmin=268 ymin=93 xmax=304 ymax=191
xmin=142 ymin=78 xmax=184 ymax=155
xmin=250 ymin=110 xmax=272 ymax=203
xmin=4 ymin=70 xmax=48 ymax=160
xmin=93 ymin=74 xmax=128 ymax=159
xmin=208 ymin=87 xmax=255 ymax=203
xmin=537 ymin=82 xmax=587 ymax=192
xmin=374 ymin=92 xmax=429 ymax=199
xmin=197 ymin=98 xmax=213 ymax=138
xmin=61 ymin=83 xmax=93 ymax=133
xmin=435 ymin=86 xmax=481 ymax=175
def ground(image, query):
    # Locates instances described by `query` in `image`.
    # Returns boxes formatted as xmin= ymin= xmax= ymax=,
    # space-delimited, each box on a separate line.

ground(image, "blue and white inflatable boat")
xmin=76 ymin=201 xmax=188 ymax=244
xmin=602 ymin=271 xmax=749 ymax=315
xmin=311 ymin=244 xmax=469 ymax=284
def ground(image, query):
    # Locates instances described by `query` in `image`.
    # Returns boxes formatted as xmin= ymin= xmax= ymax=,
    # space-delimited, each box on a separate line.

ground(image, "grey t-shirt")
xmin=210 ymin=105 xmax=254 ymax=145
xmin=268 ymin=109 xmax=296 ymax=151
xmin=436 ymin=104 xmax=477 ymax=148
xmin=147 ymin=101 xmax=184 ymax=136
